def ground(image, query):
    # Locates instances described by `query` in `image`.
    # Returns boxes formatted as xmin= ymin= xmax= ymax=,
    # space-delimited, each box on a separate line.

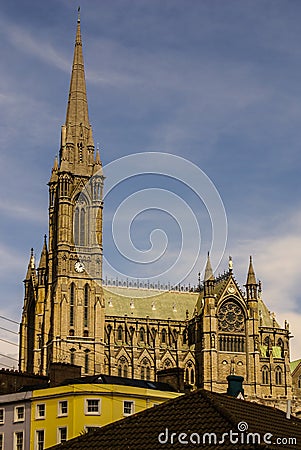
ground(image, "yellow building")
xmin=30 ymin=375 xmax=181 ymax=449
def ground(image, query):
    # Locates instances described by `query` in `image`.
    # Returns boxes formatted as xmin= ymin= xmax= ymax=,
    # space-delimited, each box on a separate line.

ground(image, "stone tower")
xmin=19 ymin=13 xmax=105 ymax=375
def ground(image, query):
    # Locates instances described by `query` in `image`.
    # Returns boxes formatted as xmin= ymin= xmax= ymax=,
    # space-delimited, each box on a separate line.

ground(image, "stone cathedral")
xmin=19 ymin=15 xmax=292 ymax=404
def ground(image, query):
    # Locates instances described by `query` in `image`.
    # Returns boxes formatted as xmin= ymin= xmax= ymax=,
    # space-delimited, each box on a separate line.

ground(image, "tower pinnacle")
xmin=204 ymin=252 xmax=214 ymax=281
xmin=246 ymin=256 xmax=257 ymax=285
xmin=65 ymin=11 xmax=91 ymax=149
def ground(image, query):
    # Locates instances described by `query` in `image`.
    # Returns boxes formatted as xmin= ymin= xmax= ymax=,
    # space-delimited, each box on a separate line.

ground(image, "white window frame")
xmin=58 ymin=400 xmax=68 ymax=417
xmin=35 ymin=429 xmax=45 ymax=450
xmin=85 ymin=399 xmax=101 ymax=415
xmin=57 ymin=426 xmax=68 ymax=444
xmin=0 ymin=408 xmax=4 ymax=425
xmin=14 ymin=405 xmax=25 ymax=423
xmin=0 ymin=433 xmax=4 ymax=450
xmin=123 ymin=400 xmax=135 ymax=416
xmin=36 ymin=404 xmax=46 ymax=420
xmin=14 ymin=431 xmax=24 ymax=450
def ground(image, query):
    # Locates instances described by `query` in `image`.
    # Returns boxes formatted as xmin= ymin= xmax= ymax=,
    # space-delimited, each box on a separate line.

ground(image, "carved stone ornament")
xmin=218 ymin=301 xmax=245 ymax=333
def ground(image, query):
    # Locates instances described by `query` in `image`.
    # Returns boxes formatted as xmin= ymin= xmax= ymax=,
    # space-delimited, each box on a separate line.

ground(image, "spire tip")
xmin=77 ymin=6 xmax=81 ymax=23
xmin=228 ymin=255 xmax=233 ymax=272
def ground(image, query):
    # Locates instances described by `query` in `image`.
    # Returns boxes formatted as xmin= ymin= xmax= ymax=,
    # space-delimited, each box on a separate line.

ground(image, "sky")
xmin=0 ymin=0 xmax=301 ymax=364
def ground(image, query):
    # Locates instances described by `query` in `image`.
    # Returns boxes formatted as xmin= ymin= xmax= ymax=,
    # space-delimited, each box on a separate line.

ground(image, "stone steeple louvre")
xmin=64 ymin=9 xmax=93 ymax=150
xmin=246 ymin=255 xmax=257 ymax=285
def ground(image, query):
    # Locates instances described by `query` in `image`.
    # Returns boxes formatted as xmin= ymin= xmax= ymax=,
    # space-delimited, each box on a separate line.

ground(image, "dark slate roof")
xmin=17 ymin=383 xmax=49 ymax=392
xmin=47 ymin=388 xmax=301 ymax=449
xmin=59 ymin=374 xmax=177 ymax=392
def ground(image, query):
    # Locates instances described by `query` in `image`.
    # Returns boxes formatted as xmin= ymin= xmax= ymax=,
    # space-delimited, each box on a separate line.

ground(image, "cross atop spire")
xmin=65 ymin=10 xmax=91 ymax=147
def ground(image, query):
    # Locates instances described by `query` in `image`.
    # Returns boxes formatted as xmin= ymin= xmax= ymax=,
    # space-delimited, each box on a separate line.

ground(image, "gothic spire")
xmin=204 ymin=252 xmax=214 ymax=281
xmin=25 ymin=248 xmax=35 ymax=281
xmin=65 ymin=11 xmax=90 ymax=145
xmin=38 ymin=235 xmax=48 ymax=269
xmin=246 ymin=256 xmax=257 ymax=285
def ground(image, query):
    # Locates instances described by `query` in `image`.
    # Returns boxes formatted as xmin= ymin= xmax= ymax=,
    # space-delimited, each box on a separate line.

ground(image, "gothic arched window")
xmin=139 ymin=327 xmax=145 ymax=342
xmin=141 ymin=358 xmax=151 ymax=380
xmin=298 ymin=376 xmax=301 ymax=389
xmin=262 ymin=365 xmax=269 ymax=385
xmin=70 ymin=283 xmax=75 ymax=327
xmin=84 ymin=284 xmax=89 ymax=328
xmin=70 ymin=348 xmax=76 ymax=365
xmin=183 ymin=328 xmax=187 ymax=345
xmin=74 ymin=195 xmax=89 ymax=247
xmin=185 ymin=360 xmax=195 ymax=385
xmin=146 ymin=366 xmax=150 ymax=380
xmin=263 ymin=336 xmax=271 ymax=357
xmin=275 ymin=366 xmax=282 ymax=385
xmin=218 ymin=301 xmax=245 ymax=333
xmin=217 ymin=300 xmax=245 ymax=353
xmin=60 ymin=175 xmax=70 ymax=197
xmin=277 ymin=338 xmax=284 ymax=358
xmin=117 ymin=356 xmax=128 ymax=378
xmin=80 ymin=209 xmax=86 ymax=246
xmin=117 ymin=326 xmax=123 ymax=341
xmin=161 ymin=328 xmax=167 ymax=344
xmin=84 ymin=350 xmax=90 ymax=374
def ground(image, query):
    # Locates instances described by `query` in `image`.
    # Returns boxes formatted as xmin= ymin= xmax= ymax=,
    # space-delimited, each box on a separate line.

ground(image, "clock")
xmin=74 ymin=261 xmax=85 ymax=273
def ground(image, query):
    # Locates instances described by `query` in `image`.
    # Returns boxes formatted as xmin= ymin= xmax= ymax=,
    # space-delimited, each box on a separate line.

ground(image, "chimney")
xmin=157 ymin=367 xmax=185 ymax=392
xmin=227 ymin=375 xmax=244 ymax=399
xmin=49 ymin=362 xmax=81 ymax=386
xmin=286 ymin=399 xmax=291 ymax=419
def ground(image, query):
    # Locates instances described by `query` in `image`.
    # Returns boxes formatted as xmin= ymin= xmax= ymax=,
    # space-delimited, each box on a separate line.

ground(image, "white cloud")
xmin=0 ymin=243 xmax=28 ymax=274
xmin=0 ymin=16 xmax=69 ymax=73
xmin=0 ymin=199 xmax=45 ymax=224
xmin=229 ymin=209 xmax=301 ymax=360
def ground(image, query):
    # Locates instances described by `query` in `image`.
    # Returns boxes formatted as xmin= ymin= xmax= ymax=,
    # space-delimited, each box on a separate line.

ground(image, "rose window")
xmin=218 ymin=302 xmax=245 ymax=333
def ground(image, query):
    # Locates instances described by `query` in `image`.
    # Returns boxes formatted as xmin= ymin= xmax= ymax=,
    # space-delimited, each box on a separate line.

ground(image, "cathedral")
xmin=19 ymin=15 xmax=292 ymax=404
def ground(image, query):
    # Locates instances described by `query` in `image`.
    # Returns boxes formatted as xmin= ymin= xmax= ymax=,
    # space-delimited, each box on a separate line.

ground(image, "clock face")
xmin=74 ymin=261 xmax=85 ymax=273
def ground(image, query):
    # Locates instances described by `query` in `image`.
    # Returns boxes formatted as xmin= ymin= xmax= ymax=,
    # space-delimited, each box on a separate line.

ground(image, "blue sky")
xmin=0 ymin=0 xmax=301 ymax=363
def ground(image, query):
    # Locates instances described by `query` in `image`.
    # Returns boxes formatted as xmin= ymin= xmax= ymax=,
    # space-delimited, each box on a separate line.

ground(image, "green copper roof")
xmin=258 ymin=297 xmax=280 ymax=328
xmin=290 ymin=359 xmax=301 ymax=373
xmin=103 ymin=287 xmax=197 ymax=321
xmin=103 ymin=287 xmax=282 ymax=330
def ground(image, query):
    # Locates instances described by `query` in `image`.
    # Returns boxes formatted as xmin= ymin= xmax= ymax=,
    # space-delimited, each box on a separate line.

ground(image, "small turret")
xmin=204 ymin=252 xmax=215 ymax=297
xmin=49 ymin=156 xmax=58 ymax=184
xmin=25 ymin=248 xmax=35 ymax=280
xmin=24 ymin=248 xmax=36 ymax=297
xmin=37 ymin=235 xmax=48 ymax=286
xmin=245 ymin=256 xmax=258 ymax=301
xmin=95 ymin=148 xmax=101 ymax=165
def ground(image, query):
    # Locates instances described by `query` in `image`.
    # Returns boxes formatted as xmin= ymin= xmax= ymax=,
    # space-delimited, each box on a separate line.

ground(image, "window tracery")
xmin=117 ymin=356 xmax=128 ymax=378
xmin=140 ymin=357 xmax=151 ymax=380
xmin=218 ymin=301 xmax=245 ymax=333
xmin=218 ymin=300 xmax=245 ymax=353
